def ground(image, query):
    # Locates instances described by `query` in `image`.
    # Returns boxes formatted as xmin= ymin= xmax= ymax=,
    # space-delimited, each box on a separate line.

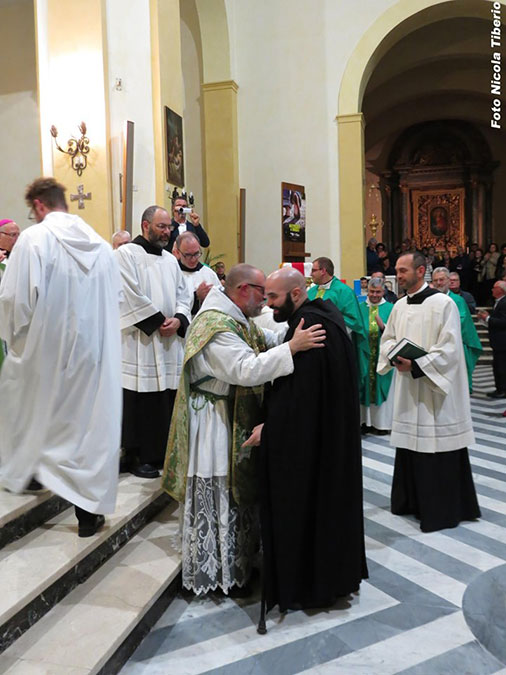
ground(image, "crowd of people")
xmin=0 ymin=177 xmax=497 ymax=632
xmin=367 ymin=237 xmax=506 ymax=307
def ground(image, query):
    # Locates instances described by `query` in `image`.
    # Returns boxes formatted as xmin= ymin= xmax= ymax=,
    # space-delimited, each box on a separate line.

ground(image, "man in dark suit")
xmin=168 ymin=195 xmax=210 ymax=252
xmin=478 ymin=281 xmax=506 ymax=398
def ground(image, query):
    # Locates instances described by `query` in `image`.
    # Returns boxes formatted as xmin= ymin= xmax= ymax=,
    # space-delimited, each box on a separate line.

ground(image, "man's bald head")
xmin=268 ymin=267 xmax=307 ymax=292
xmin=265 ymin=267 xmax=307 ymax=322
xmin=225 ymin=263 xmax=266 ymax=318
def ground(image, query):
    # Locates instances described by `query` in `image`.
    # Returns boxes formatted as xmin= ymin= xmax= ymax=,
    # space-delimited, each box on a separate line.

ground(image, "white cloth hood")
xmin=42 ymin=211 xmax=107 ymax=271
xmin=198 ymin=285 xmax=249 ymax=327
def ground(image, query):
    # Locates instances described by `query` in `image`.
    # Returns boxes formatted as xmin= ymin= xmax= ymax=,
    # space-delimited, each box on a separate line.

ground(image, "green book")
xmin=388 ymin=338 xmax=427 ymax=365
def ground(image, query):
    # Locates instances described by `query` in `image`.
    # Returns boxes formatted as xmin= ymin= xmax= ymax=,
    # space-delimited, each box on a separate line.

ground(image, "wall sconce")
xmin=50 ymin=121 xmax=90 ymax=176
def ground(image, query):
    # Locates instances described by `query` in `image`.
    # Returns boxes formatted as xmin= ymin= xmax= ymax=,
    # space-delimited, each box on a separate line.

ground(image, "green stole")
xmin=161 ymin=309 xmax=267 ymax=505
xmin=358 ymin=300 xmax=394 ymax=406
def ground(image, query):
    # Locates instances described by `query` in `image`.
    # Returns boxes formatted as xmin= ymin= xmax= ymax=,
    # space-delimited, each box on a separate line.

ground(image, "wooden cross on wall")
xmin=70 ymin=184 xmax=92 ymax=209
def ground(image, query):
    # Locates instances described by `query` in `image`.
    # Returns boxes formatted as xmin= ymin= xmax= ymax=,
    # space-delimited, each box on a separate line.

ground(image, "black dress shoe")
xmin=24 ymin=479 xmax=45 ymax=493
xmin=78 ymin=514 xmax=105 ymax=538
xmin=487 ymin=391 xmax=506 ymax=399
xmin=130 ymin=463 xmax=160 ymax=479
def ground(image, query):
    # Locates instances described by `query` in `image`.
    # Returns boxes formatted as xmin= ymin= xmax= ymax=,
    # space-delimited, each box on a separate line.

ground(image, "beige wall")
xmin=180 ymin=0 xmax=205 ymax=228
xmin=106 ymin=0 xmax=156 ymax=237
xmin=0 ymin=0 xmax=41 ymax=228
xmin=225 ymin=0 xmax=401 ymax=277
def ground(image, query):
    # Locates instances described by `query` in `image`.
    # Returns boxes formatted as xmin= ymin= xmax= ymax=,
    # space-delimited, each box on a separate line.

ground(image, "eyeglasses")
xmin=245 ymin=283 xmax=265 ymax=296
xmin=154 ymin=223 xmax=173 ymax=232
xmin=181 ymin=251 xmax=202 ymax=260
xmin=311 ymin=268 xmax=321 ymax=274
xmin=0 ymin=230 xmax=19 ymax=238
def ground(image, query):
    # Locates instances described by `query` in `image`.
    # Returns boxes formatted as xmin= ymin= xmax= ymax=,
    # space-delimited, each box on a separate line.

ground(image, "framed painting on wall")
xmin=165 ymin=106 xmax=184 ymax=188
xmin=282 ymin=182 xmax=306 ymax=244
xmin=412 ymin=188 xmax=465 ymax=250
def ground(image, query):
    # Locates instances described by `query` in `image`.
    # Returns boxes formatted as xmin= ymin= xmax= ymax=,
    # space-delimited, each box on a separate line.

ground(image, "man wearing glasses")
xmin=162 ymin=263 xmax=325 ymax=596
xmin=172 ymin=232 xmax=221 ymax=316
xmin=116 ymin=205 xmax=192 ymax=479
xmin=0 ymin=219 xmax=20 ymax=269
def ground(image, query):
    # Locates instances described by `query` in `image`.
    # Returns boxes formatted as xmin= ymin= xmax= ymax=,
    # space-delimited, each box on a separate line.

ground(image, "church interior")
xmin=1 ymin=0 xmax=506 ymax=672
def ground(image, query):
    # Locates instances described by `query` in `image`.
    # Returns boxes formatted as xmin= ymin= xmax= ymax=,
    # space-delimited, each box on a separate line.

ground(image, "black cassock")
xmin=259 ymin=298 xmax=368 ymax=614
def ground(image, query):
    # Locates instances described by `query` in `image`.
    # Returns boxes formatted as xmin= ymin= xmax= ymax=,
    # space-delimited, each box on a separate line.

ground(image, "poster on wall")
xmin=282 ymin=182 xmax=306 ymax=243
xmin=165 ymin=106 xmax=184 ymax=188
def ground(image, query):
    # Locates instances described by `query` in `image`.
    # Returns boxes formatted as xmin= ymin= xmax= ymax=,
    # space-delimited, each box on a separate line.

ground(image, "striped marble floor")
xmin=122 ymin=365 xmax=506 ymax=675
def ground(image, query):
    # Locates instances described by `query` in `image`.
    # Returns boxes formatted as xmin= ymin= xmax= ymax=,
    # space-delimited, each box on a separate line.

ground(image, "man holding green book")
xmin=378 ymin=252 xmax=480 ymax=533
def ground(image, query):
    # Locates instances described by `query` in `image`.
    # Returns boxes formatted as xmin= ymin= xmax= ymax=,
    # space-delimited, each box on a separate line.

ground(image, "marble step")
xmin=0 ymin=502 xmax=181 ymax=675
xmin=0 ymin=489 xmax=71 ymax=550
xmin=0 ymin=474 xmax=170 ymax=654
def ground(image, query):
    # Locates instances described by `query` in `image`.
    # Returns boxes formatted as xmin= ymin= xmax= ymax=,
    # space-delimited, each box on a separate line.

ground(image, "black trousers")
xmin=121 ymin=388 xmax=176 ymax=466
xmin=391 ymin=447 xmax=481 ymax=532
xmin=492 ymin=349 xmax=506 ymax=392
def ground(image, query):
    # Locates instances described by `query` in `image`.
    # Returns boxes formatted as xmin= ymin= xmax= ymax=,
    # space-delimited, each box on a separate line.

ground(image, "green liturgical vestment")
xmin=162 ymin=308 xmax=267 ymax=505
xmin=358 ymin=300 xmax=394 ymax=406
xmin=449 ymin=290 xmax=482 ymax=391
xmin=307 ymin=277 xmax=369 ymax=398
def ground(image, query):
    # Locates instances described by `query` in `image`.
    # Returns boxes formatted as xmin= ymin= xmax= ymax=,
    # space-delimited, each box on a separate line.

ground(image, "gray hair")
xmin=141 ymin=205 xmax=165 ymax=225
xmin=175 ymin=231 xmax=199 ymax=249
xmin=368 ymin=277 xmax=384 ymax=289
xmin=432 ymin=266 xmax=450 ymax=278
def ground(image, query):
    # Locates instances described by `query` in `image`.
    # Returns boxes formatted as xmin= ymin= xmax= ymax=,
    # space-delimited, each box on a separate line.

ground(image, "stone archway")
xmin=336 ymin=0 xmax=504 ymax=284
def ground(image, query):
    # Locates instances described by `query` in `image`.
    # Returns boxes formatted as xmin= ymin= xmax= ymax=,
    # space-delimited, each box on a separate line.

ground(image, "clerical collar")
xmin=407 ymin=282 xmax=428 ymax=298
xmin=131 ymin=234 xmax=164 ymax=256
xmin=317 ymin=277 xmax=334 ymax=289
xmin=178 ymin=260 xmax=203 ymax=273
xmin=406 ymin=283 xmax=440 ymax=305
xmin=366 ymin=298 xmax=385 ymax=307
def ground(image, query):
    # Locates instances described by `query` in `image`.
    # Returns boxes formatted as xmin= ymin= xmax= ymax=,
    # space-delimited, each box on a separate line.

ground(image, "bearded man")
xmin=162 ymin=264 xmax=325 ymax=595
xmin=244 ymin=267 xmax=367 ymax=623
xmin=116 ymin=205 xmax=192 ymax=478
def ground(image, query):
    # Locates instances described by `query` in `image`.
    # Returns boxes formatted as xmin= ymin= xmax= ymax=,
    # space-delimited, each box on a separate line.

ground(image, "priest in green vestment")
xmin=308 ymin=257 xmax=369 ymax=398
xmin=433 ymin=267 xmax=482 ymax=391
xmin=359 ymin=277 xmax=395 ymax=432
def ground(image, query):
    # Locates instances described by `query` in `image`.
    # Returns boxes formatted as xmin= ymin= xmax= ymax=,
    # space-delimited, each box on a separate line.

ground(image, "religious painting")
xmin=282 ymin=182 xmax=306 ymax=243
xmin=412 ymin=188 xmax=465 ymax=250
xmin=165 ymin=107 xmax=184 ymax=188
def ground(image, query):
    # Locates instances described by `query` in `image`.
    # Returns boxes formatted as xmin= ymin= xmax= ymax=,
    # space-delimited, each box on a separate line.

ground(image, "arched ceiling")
xmin=363 ymin=14 xmax=495 ymax=166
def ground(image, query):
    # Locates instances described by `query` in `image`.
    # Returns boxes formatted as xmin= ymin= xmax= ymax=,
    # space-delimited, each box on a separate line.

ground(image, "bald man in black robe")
xmin=244 ymin=268 xmax=368 ymax=621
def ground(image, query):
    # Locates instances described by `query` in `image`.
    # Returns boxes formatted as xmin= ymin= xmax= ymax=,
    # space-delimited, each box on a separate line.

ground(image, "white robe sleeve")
xmin=174 ymin=264 xmax=192 ymax=322
xmin=116 ymin=248 xmax=163 ymax=329
xmin=413 ymin=300 xmax=463 ymax=396
xmin=198 ymin=332 xmax=294 ymax=387
xmin=0 ymin=236 xmax=41 ymax=352
xmin=262 ymin=327 xmax=288 ymax=348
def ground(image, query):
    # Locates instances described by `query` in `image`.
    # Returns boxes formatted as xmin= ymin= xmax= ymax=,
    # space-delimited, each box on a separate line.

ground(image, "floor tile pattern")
xmin=122 ymin=366 xmax=506 ymax=674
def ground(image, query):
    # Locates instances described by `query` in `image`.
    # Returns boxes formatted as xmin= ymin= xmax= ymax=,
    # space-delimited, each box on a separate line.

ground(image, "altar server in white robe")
xmin=172 ymin=231 xmax=221 ymax=317
xmin=378 ymin=252 xmax=480 ymax=532
xmin=162 ymin=264 xmax=325 ymax=595
xmin=116 ymin=206 xmax=192 ymax=479
xmin=0 ymin=177 xmax=122 ymax=537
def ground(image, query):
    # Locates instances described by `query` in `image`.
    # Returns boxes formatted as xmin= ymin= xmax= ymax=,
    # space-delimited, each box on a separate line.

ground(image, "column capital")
xmin=202 ymin=80 xmax=239 ymax=94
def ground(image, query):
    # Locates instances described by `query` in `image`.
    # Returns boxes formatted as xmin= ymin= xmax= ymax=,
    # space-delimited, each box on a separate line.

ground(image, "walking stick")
xmin=257 ymin=564 xmax=267 ymax=634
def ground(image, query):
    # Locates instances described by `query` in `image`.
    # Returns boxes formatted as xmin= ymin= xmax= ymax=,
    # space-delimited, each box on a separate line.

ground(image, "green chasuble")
xmin=308 ymin=277 xmax=370 ymax=399
xmin=358 ymin=300 xmax=394 ymax=406
xmin=449 ymin=290 xmax=482 ymax=391
xmin=162 ymin=309 xmax=267 ymax=506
